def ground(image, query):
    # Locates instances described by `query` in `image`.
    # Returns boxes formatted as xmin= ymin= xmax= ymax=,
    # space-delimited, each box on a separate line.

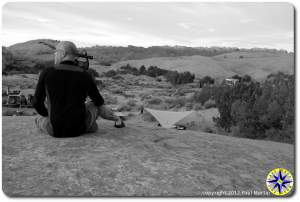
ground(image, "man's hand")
xmin=98 ymin=105 xmax=119 ymax=121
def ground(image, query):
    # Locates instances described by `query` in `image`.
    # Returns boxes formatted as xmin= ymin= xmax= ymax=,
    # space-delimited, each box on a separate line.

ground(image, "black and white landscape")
xmin=2 ymin=2 xmax=294 ymax=197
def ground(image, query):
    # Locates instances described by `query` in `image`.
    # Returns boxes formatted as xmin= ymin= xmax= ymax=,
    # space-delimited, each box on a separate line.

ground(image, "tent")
xmin=145 ymin=108 xmax=204 ymax=128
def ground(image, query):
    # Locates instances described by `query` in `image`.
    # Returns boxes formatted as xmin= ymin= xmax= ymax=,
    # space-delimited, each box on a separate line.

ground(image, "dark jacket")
xmin=33 ymin=62 xmax=104 ymax=137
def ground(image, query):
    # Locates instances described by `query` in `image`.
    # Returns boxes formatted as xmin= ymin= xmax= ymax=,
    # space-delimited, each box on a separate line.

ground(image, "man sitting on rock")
xmin=33 ymin=41 xmax=124 ymax=138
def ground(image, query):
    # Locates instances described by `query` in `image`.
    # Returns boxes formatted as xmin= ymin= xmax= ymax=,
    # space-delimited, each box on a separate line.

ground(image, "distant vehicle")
xmin=225 ymin=78 xmax=239 ymax=86
xmin=171 ymin=125 xmax=186 ymax=130
xmin=3 ymin=87 xmax=33 ymax=108
xmin=175 ymin=125 xmax=186 ymax=130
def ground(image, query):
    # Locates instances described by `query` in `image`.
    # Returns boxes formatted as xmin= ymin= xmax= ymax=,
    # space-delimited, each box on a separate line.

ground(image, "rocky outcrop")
xmin=2 ymin=116 xmax=294 ymax=196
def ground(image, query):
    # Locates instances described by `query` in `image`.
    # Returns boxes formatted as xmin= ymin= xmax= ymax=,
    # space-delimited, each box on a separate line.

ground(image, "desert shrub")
xmin=148 ymin=97 xmax=162 ymax=105
xmin=203 ymin=99 xmax=216 ymax=109
xmin=111 ymin=89 xmax=124 ymax=95
xmin=139 ymin=65 xmax=147 ymax=74
xmin=119 ymin=63 xmax=194 ymax=85
xmin=193 ymin=86 xmax=215 ymax=105
xmin=140 ymin=93 xmax=151 ymax=101
xmin=117 ymin=104 xmax=132 ymax=112
xmin=95 ymin=79 xmax=105 ymax=88
xmin=164 ymin=96 xmax=187 ymax=108
xmin=152 ymin=90 xmax=169 ymax=97
xmin=164 ymin=97 xmax=173 ymax=104
xmin=127 ymin=99 xmax=137 ymax=107
xmin=214 ymin=72 xmax=294 ymax=143
xmin=119 ymin=64 xmax=140 ymax=75
xmin=87 ymin=68 xmax=99 ymax=78
xmin=214 ymin=77 xmax=260 ymax=131
xmin=111 ymin=75 xmax=123 ymax=80
xmin=127 ymin=112 xmax=136 ymax=118
xmin=230 ymin=126 xmax=239 ymax=137
xmin=232 ymin=74 xmax=242 ymax=81
xmin=265 ymin=125 xmax=294 ymax=143
xmin=111 ymin=63 xmax=194 ymax=85
xmin=199 ymin=76 xmax=214 ymax=88
xmin=147 ymin=65 xmax=167 ymax=77
xmin=123 ymin=93 xmax=135 ymax=98
xmin=99 ymin=61 xmax=111 ymax=66
xmin=241 ymin=74 xmax=252 ymax=82
xmin=193 ymin=103 xmax=203 ymax=110
xmin=104 ymin=70 xmax=117 ymax=77
xmin=185 ymin=102 xmax=194 ymax=110
xmin=103 ymin=94 xmax=118 ymax=105
xmin=174 ymin=97 xmax=188 ymax=108
xmin=174 ymin=89 xmax=186 ymax=96
xmin=164 ymin=70 xmax=195 ymax=85
xmin=117 ymin=100 xmax=137 ymax=112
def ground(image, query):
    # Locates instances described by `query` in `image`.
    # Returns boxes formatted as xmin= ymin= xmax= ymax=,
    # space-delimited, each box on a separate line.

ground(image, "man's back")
xmin=33 ymin=64 xmax=104 ymax=137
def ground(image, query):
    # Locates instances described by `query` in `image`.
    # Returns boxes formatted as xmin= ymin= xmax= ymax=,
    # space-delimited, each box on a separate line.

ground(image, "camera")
xmin=76 ymin=50 xmax=93 ymax=70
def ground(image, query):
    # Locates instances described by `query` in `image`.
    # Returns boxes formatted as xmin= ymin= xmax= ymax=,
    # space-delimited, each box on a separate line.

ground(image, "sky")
xmin=1 ymin=2 xmax=294 ymax=51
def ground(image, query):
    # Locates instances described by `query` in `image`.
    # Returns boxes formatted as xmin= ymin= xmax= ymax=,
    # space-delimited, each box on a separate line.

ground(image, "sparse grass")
xmin=2 ymin=107 xmax=37 ymax=116
xmin=164 ymin=96 xmax=188 ymax=109
xmin=112 ymin=75 xmax=123 ymax=80
xmin=103 ymin=94 xmax=118 ymax=105
xmin=123 ymin=93 xmax=135 ymax=98
xmin=140 ymin=93 xmax=152 ymax=101
xmin=117 ymin=100 xmax=138 ymax=111
xmin=193 ymin=103 xmax=203 ymax=110
xmin=147 ymin=97 xmax=162 ymax=105
xmin=111 ymin=89 xmax=124 ymax=95
xmin=203 ymin=99 xmax=216 ymax=109
xmin=127 ymin=99 xmax=137 ymax=107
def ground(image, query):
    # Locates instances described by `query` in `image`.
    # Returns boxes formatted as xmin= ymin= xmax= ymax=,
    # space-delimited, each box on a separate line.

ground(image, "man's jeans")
xmin=35 ymin=102 xmax=100 ymax=136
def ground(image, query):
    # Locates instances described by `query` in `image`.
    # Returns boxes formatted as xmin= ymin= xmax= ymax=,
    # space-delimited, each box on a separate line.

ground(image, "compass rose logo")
xmin=266 ymin=168 xmax=293 ymax=196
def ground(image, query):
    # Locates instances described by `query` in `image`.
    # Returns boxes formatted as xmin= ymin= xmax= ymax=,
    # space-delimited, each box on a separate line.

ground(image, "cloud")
xmin=177 ymin=22 xmax=194 ymax=30
xmin=240 ymin=18 xmax=255 ymax=23
xmin=1 ymin=2 xmax=294 ymax=51
xmin=208 ymin=28 xmax=215 ymax=33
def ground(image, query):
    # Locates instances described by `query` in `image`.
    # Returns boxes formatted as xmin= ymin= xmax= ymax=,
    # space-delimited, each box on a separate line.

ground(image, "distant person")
xmin=33 ymin=41 xmax=124 ymax=138
xmin=140 ymin=105 xmax=144 ymax=114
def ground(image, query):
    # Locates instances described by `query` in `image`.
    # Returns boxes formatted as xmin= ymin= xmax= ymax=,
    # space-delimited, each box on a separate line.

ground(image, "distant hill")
xmin=113 ymin=55 xmax=234 ymax=78
xmin=8 ymin=39 xmax=58 ymax=60
xmin=84 ymin=45 xmax=290 ymax=65
xmin=213 ymin=52 xmax=294 ymax=80
xmin=3 ymin=39 xmax=58 ymax=73
xmin=112 ymin=52 xmax=294 ymax=80
xmin=84 ymin=45 xmax=242 ymax=64
xmin=2 ymin=39 xmax=294 ymax=79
